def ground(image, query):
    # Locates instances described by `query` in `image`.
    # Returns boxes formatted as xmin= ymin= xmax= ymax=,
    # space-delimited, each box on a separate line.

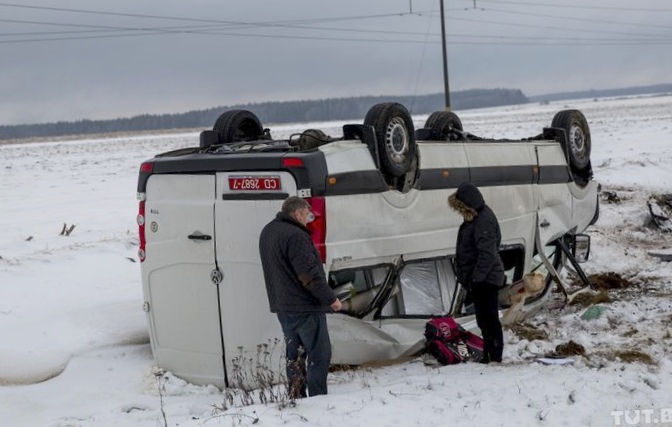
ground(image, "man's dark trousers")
xmin=277 ymin=312 xmax=331 ymax=397
xmin=471 ymin=283 xmax=503 ymax=363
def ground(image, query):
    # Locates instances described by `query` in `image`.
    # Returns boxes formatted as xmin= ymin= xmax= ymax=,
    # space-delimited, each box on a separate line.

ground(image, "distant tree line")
xmin=528 ymin=83 xmax=672 ymax=103
xmin=0 ymin=88 xmax=528 ymax=141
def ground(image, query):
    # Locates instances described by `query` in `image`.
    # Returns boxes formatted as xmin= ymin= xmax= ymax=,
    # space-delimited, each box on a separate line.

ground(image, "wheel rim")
xmin=569 ymin=123 xmax=588 ymax=163
xmin=384 ymin=117 xmax=409 ymax=164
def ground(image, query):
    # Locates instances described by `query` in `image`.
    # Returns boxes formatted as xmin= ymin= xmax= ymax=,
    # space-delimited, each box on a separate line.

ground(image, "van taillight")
xmin=282 ymin=157 xmax=304 ymax=168
xmin=306 ymin=196 xmax=326 ymax=263
xmin=140 ymin=162 xmax=154 ymax=174
xmin=137 ymin=200 xmax=146 ymax=262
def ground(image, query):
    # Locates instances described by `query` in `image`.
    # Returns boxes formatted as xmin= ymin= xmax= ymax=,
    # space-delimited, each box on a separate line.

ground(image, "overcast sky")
xmin=1 ymin=0 xmax=671 ymax=125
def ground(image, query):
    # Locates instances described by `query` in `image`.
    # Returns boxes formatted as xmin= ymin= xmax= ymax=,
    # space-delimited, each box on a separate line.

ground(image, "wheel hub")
xmin=569 ymin=124 xmax=587 ymax=161
xmin=385 ymin=117 xmax=409 ymax=164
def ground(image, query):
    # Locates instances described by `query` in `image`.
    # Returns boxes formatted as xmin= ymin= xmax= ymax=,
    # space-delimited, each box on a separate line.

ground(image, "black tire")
xmin=551 ymin=110 xmax=591 ymax=170
xmin=213 ymin=110 xmax=264 ymax=144
xmin=199 ymin=130 xmax=220 ymax=149
xmin=424 ymin=111 xmax=463 ymax=141
xmin=364 ymin=102 xmax=416 ymax=177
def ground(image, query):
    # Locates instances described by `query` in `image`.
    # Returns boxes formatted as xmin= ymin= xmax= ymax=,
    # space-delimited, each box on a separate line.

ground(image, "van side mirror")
xmin=571 ymin=234 xmax=591 ymax=263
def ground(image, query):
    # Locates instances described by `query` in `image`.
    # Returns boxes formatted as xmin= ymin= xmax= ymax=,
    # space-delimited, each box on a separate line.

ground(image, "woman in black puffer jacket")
xmin=449 ymin=182 xmax=505 ymax=363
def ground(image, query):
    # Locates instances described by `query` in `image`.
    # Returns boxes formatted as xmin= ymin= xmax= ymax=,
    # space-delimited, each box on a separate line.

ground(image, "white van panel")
xmin=328 ymin=315 xmax=427 ymax=364
xmin=325 ymin=183 xmax=538 ymax=271
xmin=572 ymin=182 xmax=599 ymax=233
xmin=320 ymin=141 xmax=377 ymax=174
xmin=214 ymin=172 xmax=297 ymax=381
xmin=465 ymin=142 xmax=534 ymax=167
xmin=480 ymin=185 xmax=536 ymax=224
xmin=142 ymin=175 xmax=224 ymax=387
xmin=416 ymin=143 xmax=468 ymax=169
xmin=324 ymin=190 xmax=461 ymax=268
xmin=535 ymin=142 xmax=568 ymax=166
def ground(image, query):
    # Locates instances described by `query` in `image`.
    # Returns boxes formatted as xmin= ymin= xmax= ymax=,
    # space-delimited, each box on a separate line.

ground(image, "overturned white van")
xmin=136 ymin=102 xmax=599 ymax=388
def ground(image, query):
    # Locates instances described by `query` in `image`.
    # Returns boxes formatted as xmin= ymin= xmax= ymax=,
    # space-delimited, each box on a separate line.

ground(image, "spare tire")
xmin=199 ymin=130 xmax=220 ymax=149
xmin=551 ymin=110 xmax=591 ymax=170
xmin=213 ymin=110 xmax=264 ymax=144
xmin=424 ymin=111 xmax=463 ymax=141
xmin=364 ymin=102 xmax=416 ymax=177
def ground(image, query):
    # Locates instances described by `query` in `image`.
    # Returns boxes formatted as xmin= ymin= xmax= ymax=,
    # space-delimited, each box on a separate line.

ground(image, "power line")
xmin=459 ymin=0 xmax=672 ymax=13
xmin=2 ymin=20 xmax=670 ymax=44
xmin=2 ymin=26 xmax=669 ymax=46
xmin=435 ymin=12 xmax=672 ymax=39
xmin=481 ymin=6 xmax=672 ymax=31
xmin=0 ymin=2 xmax=443 ymax=28
xmin=0 ymin=2 xmax=670 ymax=46
xmin=0 ymin=17 xmax=181 ymax=32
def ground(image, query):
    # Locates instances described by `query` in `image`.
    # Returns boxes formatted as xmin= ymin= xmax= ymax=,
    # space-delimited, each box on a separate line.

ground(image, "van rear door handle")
xmin=188 ymin=234 xmax=212 ymax=241
xmin=540 ymin=219 xmax=550 ymax=228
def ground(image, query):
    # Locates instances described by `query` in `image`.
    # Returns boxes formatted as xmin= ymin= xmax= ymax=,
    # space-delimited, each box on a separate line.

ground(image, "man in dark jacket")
xmin=449 ymin=182 xmax=505 ymax=363
xmin=259 ymin=196 xmax=341 ymax=398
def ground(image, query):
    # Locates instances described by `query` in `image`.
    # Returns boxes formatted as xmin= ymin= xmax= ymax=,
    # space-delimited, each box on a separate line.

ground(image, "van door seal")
xmin=211 ymin=203 xmax=229 ymax=388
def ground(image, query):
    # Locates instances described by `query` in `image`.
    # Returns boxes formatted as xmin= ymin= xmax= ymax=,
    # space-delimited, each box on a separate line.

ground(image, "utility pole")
xmin=440 ymin=0 xmax=451 ymax=110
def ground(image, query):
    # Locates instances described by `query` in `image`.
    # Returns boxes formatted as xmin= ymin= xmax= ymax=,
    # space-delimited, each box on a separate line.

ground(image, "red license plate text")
xmin=228 ymin=176 xmax=281 ymax=191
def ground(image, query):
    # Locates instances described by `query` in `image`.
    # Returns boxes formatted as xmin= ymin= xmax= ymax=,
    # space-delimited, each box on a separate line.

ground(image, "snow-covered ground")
xmin=1 ymin=94 xmax=672 ymax=427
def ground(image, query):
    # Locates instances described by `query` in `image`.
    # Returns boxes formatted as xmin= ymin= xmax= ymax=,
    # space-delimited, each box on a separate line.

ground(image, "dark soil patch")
xmin=651 ymin=194 xmax=672 ymax=209
xmin=589 ymin=273 xmax=638 ymax=290
xmin=509 ymin=323 xmax=548 ymax=341
xmin=612 ymin=350 xmax=655 ymax=365
xmin=569 ymin=290 xmax=612 ymax=307
xmin=602 ymin=191 xmax=622 ymax=204
xmin=554 ymin=341 xmax=586 ymax=356
xmin=663 ymin=314 xmax=672 ymax=326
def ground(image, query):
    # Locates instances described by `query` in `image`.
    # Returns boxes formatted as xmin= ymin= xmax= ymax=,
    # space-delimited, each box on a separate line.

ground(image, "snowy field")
xmin=1 ymin=94 xmax=672 ymax=427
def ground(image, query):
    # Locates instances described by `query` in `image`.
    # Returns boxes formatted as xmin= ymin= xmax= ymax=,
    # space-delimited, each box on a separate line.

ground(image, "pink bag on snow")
xmin=424 ymin=316 xmax=484 ymax=364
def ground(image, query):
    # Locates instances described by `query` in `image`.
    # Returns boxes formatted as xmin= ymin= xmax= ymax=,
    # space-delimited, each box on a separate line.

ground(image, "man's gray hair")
xmin=282 ymin=196 xmax=310 ymax=215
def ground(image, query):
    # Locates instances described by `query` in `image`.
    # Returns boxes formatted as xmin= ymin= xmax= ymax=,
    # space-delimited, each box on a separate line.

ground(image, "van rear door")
xmin=142 ymin=174 xmax=225 ymax=386
xmin=214 ymin=171 xmax=298 ymax=382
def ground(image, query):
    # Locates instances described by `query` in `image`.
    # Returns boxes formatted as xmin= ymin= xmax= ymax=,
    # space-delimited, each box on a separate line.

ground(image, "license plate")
xmin=228 ymin=176 xmax=281 ymax=191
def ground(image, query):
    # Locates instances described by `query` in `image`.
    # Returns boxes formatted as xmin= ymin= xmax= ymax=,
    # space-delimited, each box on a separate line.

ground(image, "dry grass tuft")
xmin=509 ymin=323 xmax=548 ymax=341
xmin=554 ymin=341 xmax=586 ymax=356
xmin=611 ymin=350 xmax=655 ymax=365
xmin=588 ymin=272 xmax=639 ymax=290
xmin=569 ymin=290 xmax=612 ymax=307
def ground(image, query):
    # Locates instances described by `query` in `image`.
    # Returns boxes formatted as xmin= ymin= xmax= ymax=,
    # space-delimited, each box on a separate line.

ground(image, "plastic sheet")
xmin=399 ymin=261 xmax=444 ymax=315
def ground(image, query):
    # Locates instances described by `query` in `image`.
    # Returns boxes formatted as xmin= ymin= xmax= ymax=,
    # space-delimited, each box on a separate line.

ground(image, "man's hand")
xmin=330 ymin=298 xmax=342 ymax=312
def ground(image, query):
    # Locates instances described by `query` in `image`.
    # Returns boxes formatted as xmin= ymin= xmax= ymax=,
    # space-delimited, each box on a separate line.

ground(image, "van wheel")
xmin=424 ymin=111 xmax=463 ymax=141
xmin=213 ymin=110 xmax=264 ymax=144
xmin=551 ymin=110 xmax=591 ymax=170
xmin=364 ymin=102 xmax=416 ymax=178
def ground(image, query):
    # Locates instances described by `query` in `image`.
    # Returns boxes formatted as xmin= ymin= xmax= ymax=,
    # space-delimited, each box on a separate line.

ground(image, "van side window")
xmin=328 ymin=265 xmax=394 ymax=317
xmin=329 ymin=269 xmax=368 ymax=293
